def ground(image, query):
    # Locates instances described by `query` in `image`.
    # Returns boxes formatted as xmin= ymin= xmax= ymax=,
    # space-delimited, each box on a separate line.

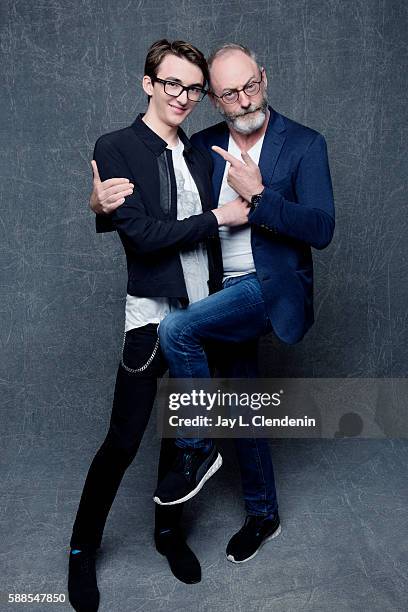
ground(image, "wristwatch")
xmin=249 ymin=189 xmax=264 ymax=210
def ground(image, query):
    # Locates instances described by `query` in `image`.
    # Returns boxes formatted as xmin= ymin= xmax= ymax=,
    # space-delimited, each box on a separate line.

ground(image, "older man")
xmin=92 ymin=43 xmax=335 ymax=564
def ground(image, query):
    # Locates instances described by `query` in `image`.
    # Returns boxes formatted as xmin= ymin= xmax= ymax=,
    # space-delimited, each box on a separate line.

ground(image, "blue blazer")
xmin=190 ymin=107 xmax=335 ymax=344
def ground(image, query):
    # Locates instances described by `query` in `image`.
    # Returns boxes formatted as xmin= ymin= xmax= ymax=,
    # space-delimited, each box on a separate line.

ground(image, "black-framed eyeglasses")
xmin=152 ymin=77 xmax=207 ymax=102
xmin=211 ymin=70 xmax=264 ymax=104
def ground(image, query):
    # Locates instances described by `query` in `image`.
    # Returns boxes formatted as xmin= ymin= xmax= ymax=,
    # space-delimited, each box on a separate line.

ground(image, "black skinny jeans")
xmin=70 ymin=324 xmax=181 ymax=551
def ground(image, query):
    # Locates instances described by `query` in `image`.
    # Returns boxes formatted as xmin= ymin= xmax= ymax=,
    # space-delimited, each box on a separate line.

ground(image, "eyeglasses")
xmin=211 ymin=70 xmax=264 ymax=104
xmin=151 ymin=77 xmax=207 ymax=102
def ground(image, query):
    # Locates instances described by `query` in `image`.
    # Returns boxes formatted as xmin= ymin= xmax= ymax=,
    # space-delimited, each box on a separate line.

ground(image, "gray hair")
xmin=207 ymin=43 xmax=260 ymax=70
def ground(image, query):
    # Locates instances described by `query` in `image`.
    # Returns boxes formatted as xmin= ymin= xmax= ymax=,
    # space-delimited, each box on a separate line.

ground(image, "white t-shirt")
xmin=125 ymin=138 xmax=209 ymax=331
xmin=218 ymin=134 xmax=264 ymax=279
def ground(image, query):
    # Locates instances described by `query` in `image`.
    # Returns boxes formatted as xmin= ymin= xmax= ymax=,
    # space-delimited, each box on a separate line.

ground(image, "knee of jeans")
xmin=159 ymin=311 xmax=188 ymax=351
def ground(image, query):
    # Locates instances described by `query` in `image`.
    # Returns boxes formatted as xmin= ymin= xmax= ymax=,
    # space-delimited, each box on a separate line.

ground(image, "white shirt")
xmin=218 ymin=134 xmax=264 ymax=279
xmin=125 ymin=138 xmax=208 ymax=331
xmin=172 ymin=139 xmax=209 ymax=304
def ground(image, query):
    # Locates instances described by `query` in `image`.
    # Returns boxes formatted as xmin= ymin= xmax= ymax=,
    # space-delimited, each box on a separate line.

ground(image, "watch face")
xmin=251 ymin=193 xmax=263 ymax=208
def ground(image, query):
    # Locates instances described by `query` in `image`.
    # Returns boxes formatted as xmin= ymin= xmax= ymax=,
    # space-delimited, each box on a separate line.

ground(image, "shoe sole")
xmin=226 ymin=524 xmax=282 ymax=564
xmin=153 ymin=452 xmax=223 ymax=505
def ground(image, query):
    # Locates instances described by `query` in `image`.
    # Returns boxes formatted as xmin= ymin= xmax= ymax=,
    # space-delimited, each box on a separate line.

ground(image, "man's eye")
xmin=223 ymin=91 xmax=235 ymax=99
xmin=245 ymin=82 xmax=257 ymax=91
xmin=190 ymin=87 xmax=202 ymax=94
xmin=167 ymin=82 xmax=180 ymax=89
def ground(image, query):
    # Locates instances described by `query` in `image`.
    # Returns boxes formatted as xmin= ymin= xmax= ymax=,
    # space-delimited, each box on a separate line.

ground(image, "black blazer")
xmin=94 ymin=114 xmax=223 ymax=302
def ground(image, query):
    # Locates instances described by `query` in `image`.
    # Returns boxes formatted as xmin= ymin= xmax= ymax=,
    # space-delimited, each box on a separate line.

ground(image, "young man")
xmin=91 ymin=43 xmax=335 ymax=566
xmin=69 ymin=40 xmax=247 ymax=612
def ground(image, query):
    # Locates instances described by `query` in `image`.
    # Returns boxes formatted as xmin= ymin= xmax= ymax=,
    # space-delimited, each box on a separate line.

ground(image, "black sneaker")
xmin=68 ymin=549 xmax=100 ymax=611
xmin=153 ymin=445 xmax=222 ymax=505
xmin=226 ymin=513 xmax=281 ymax=563
xmin=155 ymin=527 xmax=201 ymax=584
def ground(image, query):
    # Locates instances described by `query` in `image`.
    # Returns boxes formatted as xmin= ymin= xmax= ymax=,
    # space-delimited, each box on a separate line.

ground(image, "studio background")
xmin=1 ymin=1 xmax=407 ymax=611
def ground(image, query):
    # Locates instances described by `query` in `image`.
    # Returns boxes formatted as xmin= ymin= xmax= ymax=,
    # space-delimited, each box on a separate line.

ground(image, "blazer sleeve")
xmin=248 ymin=133 xmax=335 ymax=250
xmin=93 ymin=135 xmax=219 ymax=254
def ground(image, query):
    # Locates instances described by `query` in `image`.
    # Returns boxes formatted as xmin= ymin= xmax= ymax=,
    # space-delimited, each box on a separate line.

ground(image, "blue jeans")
xmin=159 ymin=273 xmax=278 ymax=516
xmin=159 ymin=273 xmax=271 ymax=378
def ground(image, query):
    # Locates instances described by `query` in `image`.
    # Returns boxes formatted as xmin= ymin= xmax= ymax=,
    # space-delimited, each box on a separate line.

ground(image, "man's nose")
xmin=237 ymin=90 xmax=251 ymax=108
xmin=176 ymin=89 xmax=189 ymax=104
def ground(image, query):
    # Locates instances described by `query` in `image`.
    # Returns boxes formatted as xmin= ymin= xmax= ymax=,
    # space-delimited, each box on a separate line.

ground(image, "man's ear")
xmin=261 ymin=67 xmax=268 ymax=89
xmin=142 ymin=75 xmax=153 ymax=97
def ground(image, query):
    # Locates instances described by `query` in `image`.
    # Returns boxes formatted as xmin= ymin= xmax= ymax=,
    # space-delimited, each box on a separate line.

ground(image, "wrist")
xmin=249 ymin=187 xmax=265 ymax=210
xmin=212 ymin=208 xmax=225 ymax=226
xmin=251 ymin=185 xmax=265 ymax=199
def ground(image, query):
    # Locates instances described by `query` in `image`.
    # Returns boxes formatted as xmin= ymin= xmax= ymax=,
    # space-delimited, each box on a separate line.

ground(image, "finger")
xmin=91 ymin=160 xmax=101 ymax=184
xmin=102 ymin=177 xmax=131 ymax=188
xmin=211 ymin=146 xmax=243 ymax=167
xmin=240 ymin=150 xmax=256 ymax=166
xmin=105 ymin=191 xmax=132 ymax=205
xmin=103 ymin=198 xmax=126 ymax=213
xmin=103 ymin=182 xmax=134 ymax=199
xmin=99 ymin=183 xmax=133 ymax=205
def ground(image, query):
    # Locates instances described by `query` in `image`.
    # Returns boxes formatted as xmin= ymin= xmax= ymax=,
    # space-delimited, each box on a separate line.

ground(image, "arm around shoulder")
xmin=93 ymin=135 xmax=219 ymax=254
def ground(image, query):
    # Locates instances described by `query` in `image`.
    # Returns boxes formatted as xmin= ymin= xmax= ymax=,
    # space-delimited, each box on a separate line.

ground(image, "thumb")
xmin=241 ymin=150 xmax=255 ymax=166
xmin=91 ymin=159 xmax=101 ymax=183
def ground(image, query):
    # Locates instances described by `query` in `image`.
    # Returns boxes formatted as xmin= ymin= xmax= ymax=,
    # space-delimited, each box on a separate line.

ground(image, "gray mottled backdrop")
xmin=1 ymin=1 xmax=408 ymax=610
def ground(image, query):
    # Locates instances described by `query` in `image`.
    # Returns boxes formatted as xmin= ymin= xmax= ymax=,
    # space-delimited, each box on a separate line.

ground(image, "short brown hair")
xmin=144 ymin=39 xmax=209 ymax=87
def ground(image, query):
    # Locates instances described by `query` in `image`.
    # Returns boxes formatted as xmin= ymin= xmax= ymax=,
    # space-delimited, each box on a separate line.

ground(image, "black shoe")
xmin=68 ymin=549 xmax=100 ymax=612
xmin=226 ymin=513 xmax=281 ymax=563
xmin=155 ymin=527 xmax=201 ymax=584
xmin=153 ymin=445 xmax=222 ymax=505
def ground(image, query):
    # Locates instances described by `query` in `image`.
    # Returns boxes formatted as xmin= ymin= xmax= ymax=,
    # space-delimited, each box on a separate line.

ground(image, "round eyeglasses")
xmin=211 ymin=71 xmax=264 ymax=104
xmin=152 ymin=77 xmax=207 ymax=102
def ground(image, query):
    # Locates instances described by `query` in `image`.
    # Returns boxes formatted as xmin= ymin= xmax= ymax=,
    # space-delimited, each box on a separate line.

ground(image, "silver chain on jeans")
xmin=120 ymin=329 xmax=160 ymax=374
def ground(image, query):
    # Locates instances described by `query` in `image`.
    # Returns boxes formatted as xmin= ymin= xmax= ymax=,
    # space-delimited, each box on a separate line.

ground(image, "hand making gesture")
xmin=212 ymin=146 xmax=264 ymax=202
xmin=89 ymin=160 xmax=134 ymax=214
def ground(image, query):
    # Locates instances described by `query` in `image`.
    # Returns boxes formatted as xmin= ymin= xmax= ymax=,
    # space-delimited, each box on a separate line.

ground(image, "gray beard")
xmin=217 ymin=95 xmax=268 ymax=135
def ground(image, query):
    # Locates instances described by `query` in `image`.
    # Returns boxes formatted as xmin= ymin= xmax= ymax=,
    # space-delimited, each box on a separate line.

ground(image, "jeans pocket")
xmin=121 ymin=326 xmax=160 ymax=374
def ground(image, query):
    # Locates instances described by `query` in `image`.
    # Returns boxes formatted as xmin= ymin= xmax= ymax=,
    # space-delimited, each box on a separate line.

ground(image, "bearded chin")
xmin=232 ymin=108 xmax=267 ymax=134
xmin=219 ymin=96 xmax=268 ymax=135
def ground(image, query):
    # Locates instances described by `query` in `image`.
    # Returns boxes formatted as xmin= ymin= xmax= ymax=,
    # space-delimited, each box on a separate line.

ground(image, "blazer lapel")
xmin=259 ymin=108 xmax=287 ymax=186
